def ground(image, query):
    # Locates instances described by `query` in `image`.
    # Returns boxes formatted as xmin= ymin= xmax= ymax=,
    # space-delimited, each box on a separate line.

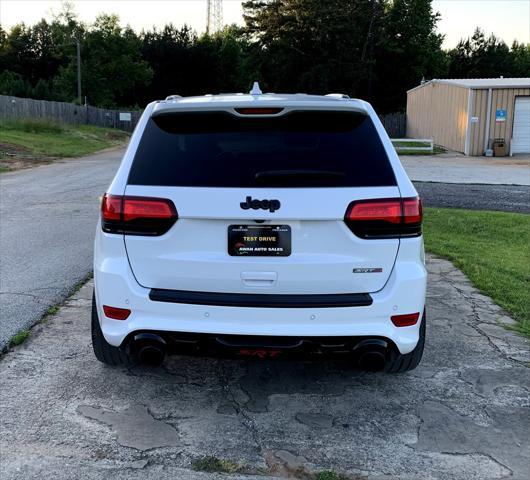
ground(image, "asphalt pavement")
xmin=0 ymin=148 xmax=124 ymax=350
xmin=414 ymin=181 xmax=530 ymax=213
xmin=1 ymin=257 xmax=528 ymax=480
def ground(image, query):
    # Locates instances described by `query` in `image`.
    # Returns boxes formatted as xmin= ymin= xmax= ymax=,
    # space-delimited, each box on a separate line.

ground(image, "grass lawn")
xmin=393 ymin=140 xmax=431 ymax=148
xmin=392 ymin=139 xmax=445 ymax=155
xmin=424 ymin=207 xmax=530 ymax=337
xmin=397 ymin=146 xmax=445 ymax=155
xmin=0 ymin=119 xmax=129 ymax=171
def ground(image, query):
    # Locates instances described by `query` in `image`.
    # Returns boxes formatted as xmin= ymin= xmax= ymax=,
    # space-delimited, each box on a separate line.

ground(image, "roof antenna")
xmin=250 ymin=81 xmax=262 ymax=95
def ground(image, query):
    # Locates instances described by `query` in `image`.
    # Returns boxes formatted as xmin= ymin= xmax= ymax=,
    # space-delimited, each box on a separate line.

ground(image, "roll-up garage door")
xmin=511 ymin=97 xmax=530 ymax=154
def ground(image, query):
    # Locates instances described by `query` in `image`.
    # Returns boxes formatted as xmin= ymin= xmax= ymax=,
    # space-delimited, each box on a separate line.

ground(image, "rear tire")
xmin=385 ymin=311 xmax=426 ymax=373
xmin=91 ymin=293 xmax=136 ymax=366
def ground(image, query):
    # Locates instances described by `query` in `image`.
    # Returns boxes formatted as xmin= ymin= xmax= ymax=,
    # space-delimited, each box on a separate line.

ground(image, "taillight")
xmin=344 ymin=197 xmax=422 ymax=239
xmin=101 ymin=194 xmax=177 ymax=236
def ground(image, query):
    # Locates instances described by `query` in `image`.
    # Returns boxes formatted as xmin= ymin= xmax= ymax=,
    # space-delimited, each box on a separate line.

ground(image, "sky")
xmin=0 ymin=0 xmax=528 ymax=48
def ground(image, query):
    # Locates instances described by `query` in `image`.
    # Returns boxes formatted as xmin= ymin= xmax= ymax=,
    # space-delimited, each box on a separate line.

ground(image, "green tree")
xmin=242 ymin=0 xmax=385 ymax=95
xmin=31 ymin=78 xmax=53 ymax=99
xmin=139 ymin=24 xmax=250 ymax=101
xmin=1 ymin=5 xmax=151 ymax=106
xmin=0 ymin=3 xmax=85 ymax=101
xmin=0 ymin=70 xmax=30 ymax=96
xmin=242 ymin=0 xmax=447 ymax=112
xmin=374 ymin=0 xmax=447 ymax=111
xmin=197 ymin=25 xmax=251 ymax=93
xmin=140 ymin=24 xmax=198 ymax=99
xmin=447 ymin=28 xmax=511 ymax=78
xmin=510 ymin=41 xmax=530 ymax=77
xmin=4 ymin=1 xmax=526 ymax=112
xmin=54 ymin=14 xmax=152 ymax=106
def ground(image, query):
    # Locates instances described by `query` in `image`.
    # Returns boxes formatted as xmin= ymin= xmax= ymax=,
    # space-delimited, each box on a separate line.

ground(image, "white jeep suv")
xmin=92 ymin=86 xmax=427 ymax=372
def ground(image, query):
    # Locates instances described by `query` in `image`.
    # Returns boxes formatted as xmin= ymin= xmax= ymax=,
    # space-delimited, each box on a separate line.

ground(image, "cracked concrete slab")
xmin=415 ymin=401 xmax=528 ymax=478
xmin=264 ymin=450 xmax=315 ymax=478
xmin=0 ymin=255 xmax=529 ymax=480
xmin=460 ymin=367 xmax=530 ymax=399
xmin=77 ymin=404 xmax=181 ymax=451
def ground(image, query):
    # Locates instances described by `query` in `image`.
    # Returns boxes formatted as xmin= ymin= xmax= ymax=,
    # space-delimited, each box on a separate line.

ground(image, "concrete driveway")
xmin=400 ymin=153 xmax=530 ymax=185
xmin=1 ymin=256 xmax=528 ymax=480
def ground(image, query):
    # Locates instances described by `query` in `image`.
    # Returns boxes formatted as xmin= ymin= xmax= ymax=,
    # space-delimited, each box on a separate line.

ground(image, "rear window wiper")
xmin=254 ymin=170 xmax=346 ymax=186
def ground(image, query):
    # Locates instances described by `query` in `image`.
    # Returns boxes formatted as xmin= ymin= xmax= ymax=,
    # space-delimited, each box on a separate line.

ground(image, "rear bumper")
xmin=94 ymin=235 xmax=427 ymax=355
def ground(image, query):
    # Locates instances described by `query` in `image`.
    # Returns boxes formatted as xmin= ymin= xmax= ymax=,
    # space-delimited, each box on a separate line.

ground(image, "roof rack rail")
xmin=165 ymin=95 xmax=182 ymax=101
xmin=325 ymin=93 xmax=350 ymax=99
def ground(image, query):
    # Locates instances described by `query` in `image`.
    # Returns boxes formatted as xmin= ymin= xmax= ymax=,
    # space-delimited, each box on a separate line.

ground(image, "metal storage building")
xmin=406 ymin=78 xmax=530 ymax=155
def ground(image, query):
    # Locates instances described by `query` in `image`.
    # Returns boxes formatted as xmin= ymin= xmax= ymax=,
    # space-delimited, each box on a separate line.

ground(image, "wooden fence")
xmin=0 ymin=95 xmax=142 ymax=132
xmin=379 ymin=112 xmax=406 ymax=138
xmin=0 ymin=94 xmax=407 ymax=137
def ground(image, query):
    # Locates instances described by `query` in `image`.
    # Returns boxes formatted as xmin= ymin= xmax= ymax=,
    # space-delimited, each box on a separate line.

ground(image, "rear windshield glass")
xmin=128 ymin=110 xmax=396 ymax=187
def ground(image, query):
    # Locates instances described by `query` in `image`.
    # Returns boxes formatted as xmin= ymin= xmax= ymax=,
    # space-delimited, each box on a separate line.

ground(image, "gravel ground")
xmin=0 ymin=256 xmax=529 ymax=480
xmin=414 ymin=181 xmax=530 ymax=213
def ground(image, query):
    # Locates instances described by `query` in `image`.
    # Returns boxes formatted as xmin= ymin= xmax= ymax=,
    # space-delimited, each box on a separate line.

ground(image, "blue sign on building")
xmin=495 ymin=109 xmax=507 ymax=122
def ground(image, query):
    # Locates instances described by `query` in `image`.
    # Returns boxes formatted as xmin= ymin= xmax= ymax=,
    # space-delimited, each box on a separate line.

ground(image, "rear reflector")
xmin=391 ymin=312 xmax=420 ymax=327
xmin=103 ymin=305 xmax=131 ymax=320
xmin=345 ymin=197 xmax=422 ymax=239
xmin=102 ymin=194 xmax=177 ymax=236
xmin=234 ymin=107 xmax=284 ymax=115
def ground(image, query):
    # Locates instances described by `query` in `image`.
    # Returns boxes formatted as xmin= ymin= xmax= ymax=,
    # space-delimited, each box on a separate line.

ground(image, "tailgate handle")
xmin=241 ymin=271 xmax=277 ymax=287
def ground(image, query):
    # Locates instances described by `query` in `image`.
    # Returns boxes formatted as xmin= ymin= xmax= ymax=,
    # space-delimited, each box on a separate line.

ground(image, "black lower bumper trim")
xmin=149 ymin=289 xmax=372 ymax=308
xmin=124 ymin=330 xmax=396 ymax=359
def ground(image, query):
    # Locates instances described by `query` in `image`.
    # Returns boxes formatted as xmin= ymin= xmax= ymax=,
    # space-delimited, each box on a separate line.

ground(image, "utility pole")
xmin=206 ymin=0 xmax=223 ymax=34
xmin=76 ymin=39 xmax=82 ymax=105
xmin=56 ymin=39 xmax=83 ymax=104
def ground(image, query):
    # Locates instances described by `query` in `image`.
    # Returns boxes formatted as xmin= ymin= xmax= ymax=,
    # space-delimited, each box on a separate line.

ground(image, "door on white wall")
xmin=511 ymin=96 xmax=530 ymax=154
